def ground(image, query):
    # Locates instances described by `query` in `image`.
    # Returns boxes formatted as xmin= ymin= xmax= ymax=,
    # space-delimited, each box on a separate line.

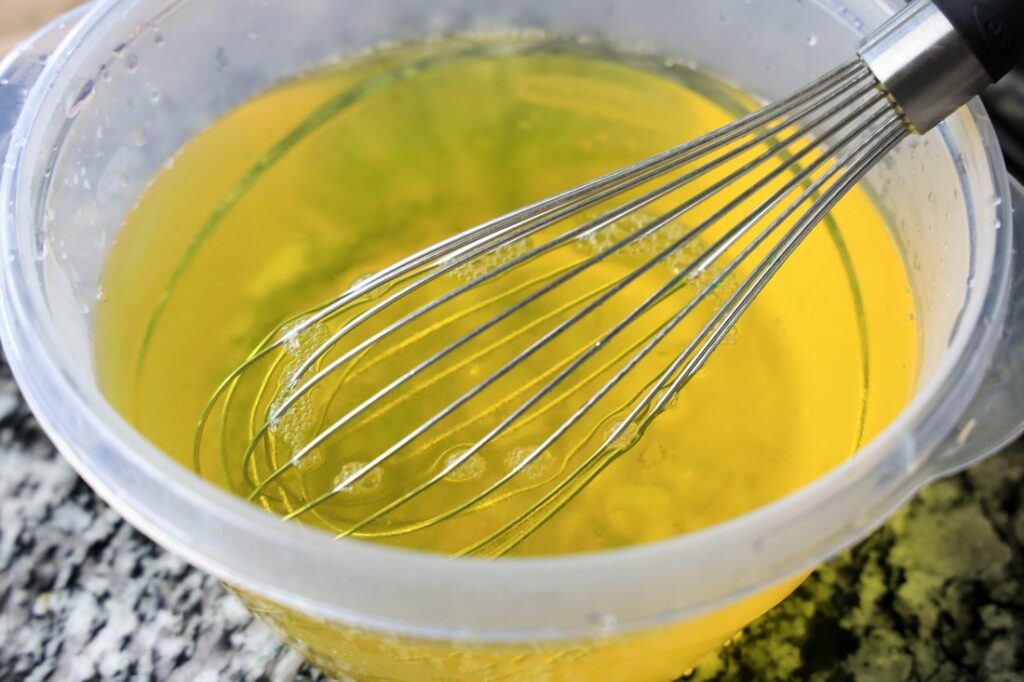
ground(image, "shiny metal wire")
xmin=195 ymin=58 xmax=909 ymax=556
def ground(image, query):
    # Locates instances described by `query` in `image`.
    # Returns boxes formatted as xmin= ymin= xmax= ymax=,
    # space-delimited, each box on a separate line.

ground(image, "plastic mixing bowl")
xmin=3 ymin=1 xmax=1024 ymax=679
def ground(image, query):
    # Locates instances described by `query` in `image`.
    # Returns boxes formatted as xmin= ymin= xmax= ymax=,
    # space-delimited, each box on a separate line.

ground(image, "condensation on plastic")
xmin=0 ymin=0 xmax=1021 ymax=644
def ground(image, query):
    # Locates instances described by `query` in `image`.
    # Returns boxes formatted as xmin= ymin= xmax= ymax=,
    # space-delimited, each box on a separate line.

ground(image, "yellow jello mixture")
xmin=93 ymin=36 xmax=920 ymax=682
xmin=96 ymin=38 xmax=916 ymax=559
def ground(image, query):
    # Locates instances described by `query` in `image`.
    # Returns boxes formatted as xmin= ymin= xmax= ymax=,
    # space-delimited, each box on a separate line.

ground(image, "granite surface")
xmin=1 ymin=348 xmax=1022 ymax=681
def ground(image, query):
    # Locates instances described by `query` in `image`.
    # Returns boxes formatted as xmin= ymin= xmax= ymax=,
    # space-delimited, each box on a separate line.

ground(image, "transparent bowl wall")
xmin=1 ymin=0 xmax=1023 ymax=680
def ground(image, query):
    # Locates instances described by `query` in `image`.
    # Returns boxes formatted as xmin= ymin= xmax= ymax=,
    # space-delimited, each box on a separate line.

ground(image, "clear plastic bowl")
xmin=2 ymin=0 xmax=1024 ymax=679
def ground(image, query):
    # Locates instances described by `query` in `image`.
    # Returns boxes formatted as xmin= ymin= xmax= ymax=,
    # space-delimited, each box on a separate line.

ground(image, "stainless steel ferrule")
xmin=859 ymin=0 xmax=992 ymax=133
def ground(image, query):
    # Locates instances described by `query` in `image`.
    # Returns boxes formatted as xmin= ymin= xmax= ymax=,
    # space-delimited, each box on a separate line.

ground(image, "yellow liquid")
xmin=97 ymin=39 xmax=916 ymax=558
xmin=95 ymin=38 xmax=918 ymax=680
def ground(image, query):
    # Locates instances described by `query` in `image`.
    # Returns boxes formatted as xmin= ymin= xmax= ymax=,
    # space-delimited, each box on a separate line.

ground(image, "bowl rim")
xmin=0 ymin=0 xmax=1014 ymax=641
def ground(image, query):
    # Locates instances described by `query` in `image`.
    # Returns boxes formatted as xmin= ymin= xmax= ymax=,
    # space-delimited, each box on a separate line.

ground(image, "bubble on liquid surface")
xmin=605 ymin=419 xmax=641 ymax=451
xmin=350 ymin=273 xmax=391 ymax=300
xmin=449 ymin=238 xmax=533 ymax=282
xmin=576 ymin=211 xmax=716 ymax=278
xmin=268 ymin=321 xmax=331 ymax=454
xmin=334 ymin=461 xmax=384 ymax=494
xmin=504 ymin=446 xmax=555 ymax=480
xmin=575 ymin=212 xmax=642 ymax=255
xmin=270 ymin=385 xmax=317 ymax=455
xmin=294 ymin=448 xmax=324 ymax=473
xmin=443 ymin=446 xmax=487 ymax=482
xmin=718 ymin=324 xmax=740 ymax=347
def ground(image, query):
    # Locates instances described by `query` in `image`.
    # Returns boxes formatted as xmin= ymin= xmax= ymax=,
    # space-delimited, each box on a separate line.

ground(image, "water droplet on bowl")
xmin=65 ymin=80 xmax=95 ymax=119
xmin=215 ymin=47 xmax=229 ymax=71
xmin=955 ymin=418 xmax=976 ymax=447
xmin=586 ymin=612 xmax=618 ymax=630
xmin=125 ymin=53 xmax=139 ymax=72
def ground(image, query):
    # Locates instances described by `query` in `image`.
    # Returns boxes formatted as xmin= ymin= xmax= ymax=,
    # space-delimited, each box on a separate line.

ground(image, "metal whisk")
xmin=196 ymin=0 xmax=1023 ymax=556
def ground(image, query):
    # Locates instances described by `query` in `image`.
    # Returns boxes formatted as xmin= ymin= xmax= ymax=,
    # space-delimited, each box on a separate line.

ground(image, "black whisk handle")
xmin=933 ymin=0 xmax=1024 ymax=81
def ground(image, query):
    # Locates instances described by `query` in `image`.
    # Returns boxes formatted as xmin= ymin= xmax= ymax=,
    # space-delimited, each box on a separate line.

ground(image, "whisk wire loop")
xmin=462 ymin=120 xmax=908 ymax=556
xmin=195 ymin=58 xmax=912 ymax=554
xmin=322 ymin=95 xmax=905 ymax=541
xmin=250 ymin=74 xmax=887 ymax=496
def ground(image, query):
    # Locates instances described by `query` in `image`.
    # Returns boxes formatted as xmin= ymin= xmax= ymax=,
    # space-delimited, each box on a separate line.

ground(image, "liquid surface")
xmin=96 ymin=39 xmax=918 ymax=557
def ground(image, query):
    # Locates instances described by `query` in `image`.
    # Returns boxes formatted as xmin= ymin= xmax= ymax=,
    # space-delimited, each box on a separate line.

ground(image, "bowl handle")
xmin=927 ymin=176 xmax=1024 ymax=478
xmin=0 ymin=4 xmax=92 ymax=162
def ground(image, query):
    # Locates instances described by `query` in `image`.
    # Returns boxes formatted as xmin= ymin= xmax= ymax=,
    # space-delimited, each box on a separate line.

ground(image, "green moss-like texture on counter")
xmin=686 ymin=445 xmax=1024 ymax=681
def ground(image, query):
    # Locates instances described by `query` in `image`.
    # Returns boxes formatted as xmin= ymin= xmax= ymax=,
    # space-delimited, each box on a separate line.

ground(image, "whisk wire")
xmin=263 ymin=60 xmax=869 ymax=342
xmin=322 ymin=95 xmax=902 ymax=539
xmin=462 ymin=119 xmax=909 ymax=557
xmin=267 ymin=86 xmax=892 ymax=511
xmin=257 ymin=69 xmax=880 ymax=436
xmin=194 ymin=57 xmax=918 ymax=554
xmin=195 ymin=63 xmax=877 ymax=475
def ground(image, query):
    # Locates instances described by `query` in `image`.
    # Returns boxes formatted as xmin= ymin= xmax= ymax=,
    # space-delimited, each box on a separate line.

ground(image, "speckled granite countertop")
xmin=1 ymin=348 xmax=1022 ymax=681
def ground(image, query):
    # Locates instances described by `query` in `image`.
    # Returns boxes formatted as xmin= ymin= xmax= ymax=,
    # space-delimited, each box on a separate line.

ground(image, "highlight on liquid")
xmin=95 ymin=37 xmax=918 ymax=559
